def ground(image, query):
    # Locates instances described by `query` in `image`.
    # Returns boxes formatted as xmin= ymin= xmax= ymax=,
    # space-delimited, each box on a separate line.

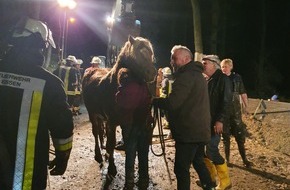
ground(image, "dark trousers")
xmin=174 ymin=142 xmax=213 ymax=190
xmin=124 ymin=123 xmax=150 ymax=184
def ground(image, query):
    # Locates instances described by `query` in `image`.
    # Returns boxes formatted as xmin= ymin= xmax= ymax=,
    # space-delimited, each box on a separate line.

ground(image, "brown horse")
xmin=82 ymin=36 xmax=156 ymax=185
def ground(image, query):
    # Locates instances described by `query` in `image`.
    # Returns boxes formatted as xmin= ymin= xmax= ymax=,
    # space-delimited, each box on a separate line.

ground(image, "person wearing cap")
xmin=202 ymin=54 xmax=233 ymax=190
xmin=153 ymin=45 xmax=215 ymax=190
xmin=53 ymin=55 xmax=78 ymax=114
xmin=0 ymin=17 xmax=73 ymax=189
xmin=220 ymin=58 xmax=253 ymax=168
xmin=72 ymin=59 xmax=84 ymax=115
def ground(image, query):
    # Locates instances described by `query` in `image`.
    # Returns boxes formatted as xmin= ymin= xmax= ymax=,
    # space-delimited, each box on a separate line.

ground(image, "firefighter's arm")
xmin=49 ymin=136 xmax=73 ymax=175
xmin=47 ymin=77 xmax=74 ymax=175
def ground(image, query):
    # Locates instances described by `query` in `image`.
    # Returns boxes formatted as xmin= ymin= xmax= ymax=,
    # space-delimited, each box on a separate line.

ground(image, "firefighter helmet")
xmin=162 ymin=67 xmax=172 ymax=77
xmin=90 ymin=56 xmax=102 ymax=64
xmin=76 ymin=59 xmax=83 ymax=65
xmin=66 ymin=55 xmax=77 ymax=64
xmin=12 ymin=17 xmax=56 ymax=48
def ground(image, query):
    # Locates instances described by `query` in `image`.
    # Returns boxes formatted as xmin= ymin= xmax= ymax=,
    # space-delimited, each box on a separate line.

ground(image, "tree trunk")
xmin=210 ymin=0 xmax=220 ymax=54
xmin=190 ymin=0 xmax=203 ymax=62
xmin=256 ymin=0 xmax=267 ymax=97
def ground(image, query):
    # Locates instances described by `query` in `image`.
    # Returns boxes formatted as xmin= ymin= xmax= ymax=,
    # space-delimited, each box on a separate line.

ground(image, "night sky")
xmin=0 ymin=0 xmax=290 ymax=99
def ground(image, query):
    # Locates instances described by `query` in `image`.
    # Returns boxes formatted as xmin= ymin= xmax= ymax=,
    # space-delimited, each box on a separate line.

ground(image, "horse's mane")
xmin=108 ymin=36 xmax=156 ymax=84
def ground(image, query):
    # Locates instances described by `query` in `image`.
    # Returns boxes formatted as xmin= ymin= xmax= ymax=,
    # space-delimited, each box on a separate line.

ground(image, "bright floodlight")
xmin=57 ymin=0 xmax=77 ymax=9
xmin=106 ymin=16 xmax=115 ymax=29
xmin=69 ymin=17 xmax=76 ymax=23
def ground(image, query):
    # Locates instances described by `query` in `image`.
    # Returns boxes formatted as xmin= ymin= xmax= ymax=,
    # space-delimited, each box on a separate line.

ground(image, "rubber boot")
xmin=204 ymin=158 xmax=217 ymax=186
xmin=215 ymin=163 xmax=232 ymax=190
xmin=237 ymin=141 xmax=253 ymax=168
xmin=223 ymin=139 xmax=232 ymax=167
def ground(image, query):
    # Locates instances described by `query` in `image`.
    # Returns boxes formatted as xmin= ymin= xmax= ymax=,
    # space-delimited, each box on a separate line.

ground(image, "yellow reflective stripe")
xmin=55 ymin=141 xmax=73 ymax=151
xmin=0 ymin=72 xmax=46 ymax=190
xmin=23 ymin=91 xmax=43 ymax=189
xmin=66 ymin=90 xmax=76 ymax=95
xmin=168 ymin=80 xmax=172 ymax=94
xmin=64 ymin=67 xmax=70 ymax=93
xmin=53 ymin=136 xmax=73 ymax=151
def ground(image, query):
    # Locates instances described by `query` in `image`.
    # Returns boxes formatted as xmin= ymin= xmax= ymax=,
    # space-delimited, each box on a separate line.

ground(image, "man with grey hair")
xmin=153 ymin=45 xmax=215 ymax=190
xmin=202 ymin=54 xmax=233 ymax=190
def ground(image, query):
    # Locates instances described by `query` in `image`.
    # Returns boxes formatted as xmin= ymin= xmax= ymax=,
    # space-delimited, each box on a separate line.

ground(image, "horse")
xmin=82 ymin=36 xmax=157 ymax=187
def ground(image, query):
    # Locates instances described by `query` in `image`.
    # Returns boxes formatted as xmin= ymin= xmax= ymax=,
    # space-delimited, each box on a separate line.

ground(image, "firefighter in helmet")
xmin=53 ymin=55 xmax=78 ymax=114
xmin=0 ymin=17 xmax=74 ymax=189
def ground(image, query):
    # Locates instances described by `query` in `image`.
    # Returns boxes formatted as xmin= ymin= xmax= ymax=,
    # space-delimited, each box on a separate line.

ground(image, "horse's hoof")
xmin=94 ymin=155 xmax=103 ymax=163
xmin=104 ymin=153 xmax=110 ymax=161
xmin=108 ymin=165 xmax=117 ymax=177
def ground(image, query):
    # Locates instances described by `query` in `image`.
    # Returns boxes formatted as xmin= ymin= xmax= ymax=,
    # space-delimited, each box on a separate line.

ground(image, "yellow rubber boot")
xmin=204 ymin=157 xmax=217 ymax=185
xmin=215 ymin=163 xmax=232 ymax=190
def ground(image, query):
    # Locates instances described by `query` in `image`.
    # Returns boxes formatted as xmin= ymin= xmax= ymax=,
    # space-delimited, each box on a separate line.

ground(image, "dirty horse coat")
xmin=82 ymin=36 xmax=156 ymax=186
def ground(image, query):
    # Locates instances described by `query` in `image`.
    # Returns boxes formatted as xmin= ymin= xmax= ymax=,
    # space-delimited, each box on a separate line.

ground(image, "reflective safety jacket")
xmin=53 ymin=65 xmax=78 ymax=96
xmin=160 ymin=76 xmax=174 ymax=98
xmin=0 ymin=62 xmax=74 ymax=189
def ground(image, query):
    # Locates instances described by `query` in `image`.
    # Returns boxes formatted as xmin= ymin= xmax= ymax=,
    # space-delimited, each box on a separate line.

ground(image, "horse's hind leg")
xmin=89 ymin=113 xmax=103 ymax=164
xmin=105 ymin=124 xmax=117 ymax=177
xmin=97 ymin=118 xmax=106 ymax=149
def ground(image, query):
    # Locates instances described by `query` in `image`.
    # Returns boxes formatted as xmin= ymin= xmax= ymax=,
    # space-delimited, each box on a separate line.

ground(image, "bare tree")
xmin=256 ymin=0 xmax=267 ymax=97
xmin=190 ymin=0 xmax=203 ymax=62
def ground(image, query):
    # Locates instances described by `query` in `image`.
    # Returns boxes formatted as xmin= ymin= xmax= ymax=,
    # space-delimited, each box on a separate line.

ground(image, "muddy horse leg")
xmin=98 ymin=118 xmax=106 ymax=149
xmin=105 ymin=123 xmax=117 ymax=177
xmin=89 ymin=113 xmax=103 ymax=164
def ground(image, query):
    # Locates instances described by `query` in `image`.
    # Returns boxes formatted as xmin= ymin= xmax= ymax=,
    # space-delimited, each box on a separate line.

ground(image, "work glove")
xmin=49 ymin=148 xmax=71 ymax=175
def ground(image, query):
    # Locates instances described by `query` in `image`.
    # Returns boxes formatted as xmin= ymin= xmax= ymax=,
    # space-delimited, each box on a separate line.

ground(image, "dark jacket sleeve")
xmin=45 ymin=76 xmax=74 ymax=151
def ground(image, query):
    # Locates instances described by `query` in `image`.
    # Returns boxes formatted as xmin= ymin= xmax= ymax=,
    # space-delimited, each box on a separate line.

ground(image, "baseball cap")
xmin=202 ymin=55 xmax=220 ymax=64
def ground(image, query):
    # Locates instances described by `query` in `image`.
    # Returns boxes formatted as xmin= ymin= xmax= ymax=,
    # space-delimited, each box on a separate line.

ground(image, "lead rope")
xmin=151 ymin=104 xmax=172 ymax=184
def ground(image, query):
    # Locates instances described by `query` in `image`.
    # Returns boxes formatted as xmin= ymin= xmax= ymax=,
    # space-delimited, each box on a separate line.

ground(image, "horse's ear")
xmin=128 ymin=35 xmax=135 ymax=44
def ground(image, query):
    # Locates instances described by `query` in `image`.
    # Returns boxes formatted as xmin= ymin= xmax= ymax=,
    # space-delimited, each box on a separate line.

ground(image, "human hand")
xmin=214 ymin=121 xmax=223 ymax=135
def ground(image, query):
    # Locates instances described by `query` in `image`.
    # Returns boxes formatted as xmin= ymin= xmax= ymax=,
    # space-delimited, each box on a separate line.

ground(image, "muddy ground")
xmin=48 ymin=99 xmax=290 ymax=190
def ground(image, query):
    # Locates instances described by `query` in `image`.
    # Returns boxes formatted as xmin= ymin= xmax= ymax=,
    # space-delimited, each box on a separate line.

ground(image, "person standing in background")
xmin=220 ymin=58 xmax=253 ymax=168
xmin=53 ymin=55 xmax=78 ymax=114
xmin=202 ymin=55 xmax=232 ymax=190
xmin=72 ymin=58 xmax=84 ymax=115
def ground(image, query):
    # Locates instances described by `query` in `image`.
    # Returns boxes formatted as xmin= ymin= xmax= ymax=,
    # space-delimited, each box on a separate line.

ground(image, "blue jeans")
xmin=206 ymin=134 xmax=225 ymax=165
xmin=174 ymin=142 xmax=213 ymax=190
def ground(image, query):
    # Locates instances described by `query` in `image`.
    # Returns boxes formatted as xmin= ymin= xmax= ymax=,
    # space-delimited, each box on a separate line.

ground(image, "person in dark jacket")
xmin=153 ymin=45 xmax=214 ymax=190
xmin=202 ymin=55 xmax=233 ymax=190
xmin=0 ymin=17 xmax=74 ymax=190
xmin=220 ymin=58 xmax=253 ymax=168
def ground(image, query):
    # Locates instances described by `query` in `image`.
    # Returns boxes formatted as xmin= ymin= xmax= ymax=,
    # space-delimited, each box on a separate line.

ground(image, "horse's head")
xmin=115 ymin=36 xmax=157 ymax=83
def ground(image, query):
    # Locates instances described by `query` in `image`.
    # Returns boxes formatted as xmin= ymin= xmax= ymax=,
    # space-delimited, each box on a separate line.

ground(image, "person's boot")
xmin=223 ymin=140 xmax=232 ymax=167
xmin=137 ymin=177 xmax=149 ymax=190
xmin=124 ymin=173 xmax=135 ymax=190
xmin=203 ymin=158 xmax=217 ymax=187
xmin=215 ymin=163 xmax=232 ymax=190
xmin=237 ymin=142 xmax=253 ymax=168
